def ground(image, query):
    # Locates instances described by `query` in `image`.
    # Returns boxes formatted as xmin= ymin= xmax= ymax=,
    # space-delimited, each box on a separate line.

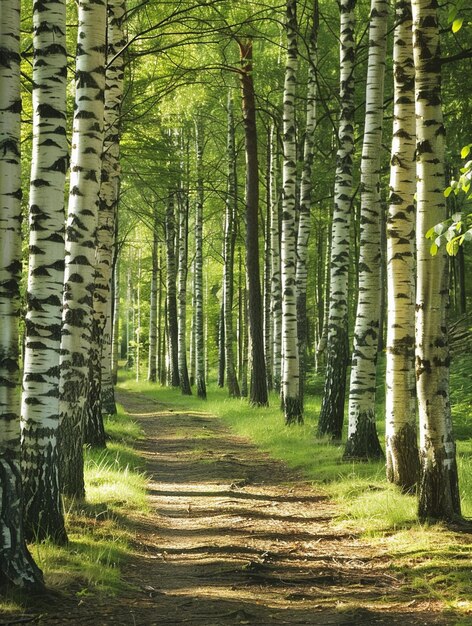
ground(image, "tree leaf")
xmin=444 ymin=186 xmax=453 ymax=198
xmin=461 ymin=145 xmax=470 ymax=159
xmin=430 ymin=242 xmax=438 ymax=256
xmin=452 ymin=18 xmax=464 ymax=33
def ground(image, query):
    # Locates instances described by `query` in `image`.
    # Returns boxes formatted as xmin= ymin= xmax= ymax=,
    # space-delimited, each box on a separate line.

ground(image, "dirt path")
xmin=41 ymin=391 xmax=450 ymax=625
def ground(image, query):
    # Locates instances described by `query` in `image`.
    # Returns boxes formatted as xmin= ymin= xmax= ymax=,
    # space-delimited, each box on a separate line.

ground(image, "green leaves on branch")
xmin=427 ymin=144 xmax=472 ymax=257
xmin=448 ymin=1 xmax=466 ymax=32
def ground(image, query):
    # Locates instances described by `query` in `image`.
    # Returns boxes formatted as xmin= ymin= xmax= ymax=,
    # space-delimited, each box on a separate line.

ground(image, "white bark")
xmin=281 ymin=0 xmax=302 ymax=424
xmin=20 ymin=0 xmax=68 ymax=542
xmin=345 ymin=0 xmax=388 ymax=459
xmin=412 ymin=0 xmax=460 ymax=521
xmin=58 ymin=0 xmax=107 ymax=498
xmin=385 ymin=0 xmax=418 ymax=492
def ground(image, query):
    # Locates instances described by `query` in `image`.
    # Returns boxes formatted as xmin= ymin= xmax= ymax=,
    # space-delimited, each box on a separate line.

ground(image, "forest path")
xmin=44 ymin=390 xmax=448 ymax=625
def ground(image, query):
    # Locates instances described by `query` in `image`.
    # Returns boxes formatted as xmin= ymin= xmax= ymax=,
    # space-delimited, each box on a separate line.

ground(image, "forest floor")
xmin=28 ymin=390 xmax=457 ymax=625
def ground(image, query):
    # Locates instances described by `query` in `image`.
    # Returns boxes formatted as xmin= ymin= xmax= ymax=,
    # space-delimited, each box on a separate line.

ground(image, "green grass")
xmin=28 ymin=405 xmax=148 ymax=601
xmin=118 ymin=358 xmax=472 ymax=621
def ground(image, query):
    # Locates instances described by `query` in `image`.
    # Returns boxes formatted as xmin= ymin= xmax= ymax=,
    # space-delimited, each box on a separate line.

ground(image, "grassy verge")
xmin=118 ymin=358 xmax=472 ymax=622
xmin=0 ymin=404 xmax=148 ymax=617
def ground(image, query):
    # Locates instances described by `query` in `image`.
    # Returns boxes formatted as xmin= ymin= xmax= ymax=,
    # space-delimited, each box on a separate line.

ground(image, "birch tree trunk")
xmin=224 ymin=95 xmax=240 ymax=398
xmin=385 ymin=0 xmax=419 ymax=493
xmin=93 ymin=0 xmax=126 ymax=419
xmin=0 ymin=0 xmax=44 ymax=589
xmin=264 ymin=129 xmax=273 ymax=392
xmin=58 ymin=0 xmax=107 ymax=498
xmin=344 ymin=0 xmax=388 ymax=460
xmin=238 ymin=39 xmax=268 ymax=407
xmin=20 ymin=0 xmax=68 ymax=543
xmin=297 ymin=0 xmax=318 ymax=405
xmin=177 ymin=189 xmax=192 ymax=395
xmin=318 ymin=0 xmax=356 ymax=438
xmin=195 ymin=123 xmax=207 ymax=399
xmin=281 ymin=0 xmax=302 ymax=424
xmin=148 ymin=226 xmax=158 ymax=383
xmin=112 ymin=256 xmax=120 ymax=385
xmin=165 ymin=193 xmax=180 ymax=387
xmin=269 ymin=126 xmax=282 ymax=392
xmin=412 ymin=0 xmax=460 ymax=522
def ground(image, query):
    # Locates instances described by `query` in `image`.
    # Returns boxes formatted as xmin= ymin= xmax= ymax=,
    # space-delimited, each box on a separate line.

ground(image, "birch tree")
xmin=20 ymin=0 xmax=68 ymax=543
xmin=296 ymin=0 xmax=318 ymax=404
xmin=58 ymin=0 xmax=107 ymax=498
xmin=385 ymin=0 xmax=419 ymax=493
xmin=318 ymin=0 xmax=356 ymax=439
xmin=269 ymin=125 xmax=282 ymax=392
xmin=224 ymin=95 xmax=240 ymax=397
xmin=344 ymin=0 xmax=388 ymax=459
xmin=165 ymin=193 xmax=180 ymax=387
xmin=281 ymin=0 xmax=302 ymax=424
xmin=412 ymin=0 xmax=461 ymax=521
xmin=0 ymin=0 xmax=44 ymax=589
xmin=195 ymin=122 xmax=207 ymax=399
xmin=177 ymin=178 xmax=192 ymax=395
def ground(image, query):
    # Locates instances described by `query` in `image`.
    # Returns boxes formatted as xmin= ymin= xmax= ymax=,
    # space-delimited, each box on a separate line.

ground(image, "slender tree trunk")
xmin=281 ymin=0 xmax=302 ymax=424
xmin=58 ymin=0 xmax=106 ymax=498
xmin=412 ymin=0 xmax=461 ymax=522
xmin=111 ymin=255 xmax=120 ymax=385
xmin=224 ymin=95 xmax=241 ymax=398
xmin=385 ymin=0 xmax=419 ymax=493
xmin=101 ymin=294 xmax=117 ymax=414
xmin=194 ymin=123 xmax=207 ymax=399
xmin=238 ymin=39 xmax=268 ymax=407
xmin=165 ymin=193 xmax=180 ymax=387
xmin=0 ymin=0 xmax=44 ymax=589
xmin=269 ymin=126 xmax=282 ymax=392
xmin=344 ymin=0 xmax=388 ymax=460
xmin=20 ymin=0 xmax=68 ymax=543
xmin=264 ymin=128 xmax=273 ymax=392
xmin=296 ymin=0 xmax=319 ymax=406
xmin=86 ymin=0 xmax=126 ymax=428
xmin=217 ymin=303 xmax=225 ymax=387
xmin=135 ymin=251 xmax=142 ymax=381
xmin=148 ymin=226 xmax=158 ymax=383
xmin=177 ymin=189 xmax=192 ymax=395
xmin=318 ymin=0 xmax=356 ymax=438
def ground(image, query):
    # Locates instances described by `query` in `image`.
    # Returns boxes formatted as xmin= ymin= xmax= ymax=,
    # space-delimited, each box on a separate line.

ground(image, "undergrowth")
xmin=0 ymin=405 xmax=148 ymax=618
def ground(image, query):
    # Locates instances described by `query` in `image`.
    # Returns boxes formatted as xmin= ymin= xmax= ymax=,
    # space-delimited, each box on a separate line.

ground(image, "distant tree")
xmin=238 ymin=38 xmax=268 ymax=407
xmin=195 ymin=122 xmax=207 ymax=399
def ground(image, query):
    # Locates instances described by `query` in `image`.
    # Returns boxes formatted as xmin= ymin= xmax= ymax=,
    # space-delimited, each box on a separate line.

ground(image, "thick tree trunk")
xmin=264 ymin=129 xmax=273 ymax=393
xmin=20 ymin=0 xmax=68 ymax=543
xmin=58 ymin=0 xmax=107 ymax=499
xmin=385 ymin=0 xmax=419 ymax=493
xmin=412 ymin=0 xmax=460 ymax=522
xmin=0 ymin=0 xmax=44 ymax=589
xmin=194 ymin=123 xmax=207 ymax=399
xmin=281 ymin=0 xmax=302 ymax=424
xmin=318 ymin=0 xmax=356 ymax=439
xmin=344 ymin=0 xmax=388 ymax=460
xmin=238 ymin=39 xmax=268 ymax=407
xmin=111 ymin=256 xmax=120 ymax=385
